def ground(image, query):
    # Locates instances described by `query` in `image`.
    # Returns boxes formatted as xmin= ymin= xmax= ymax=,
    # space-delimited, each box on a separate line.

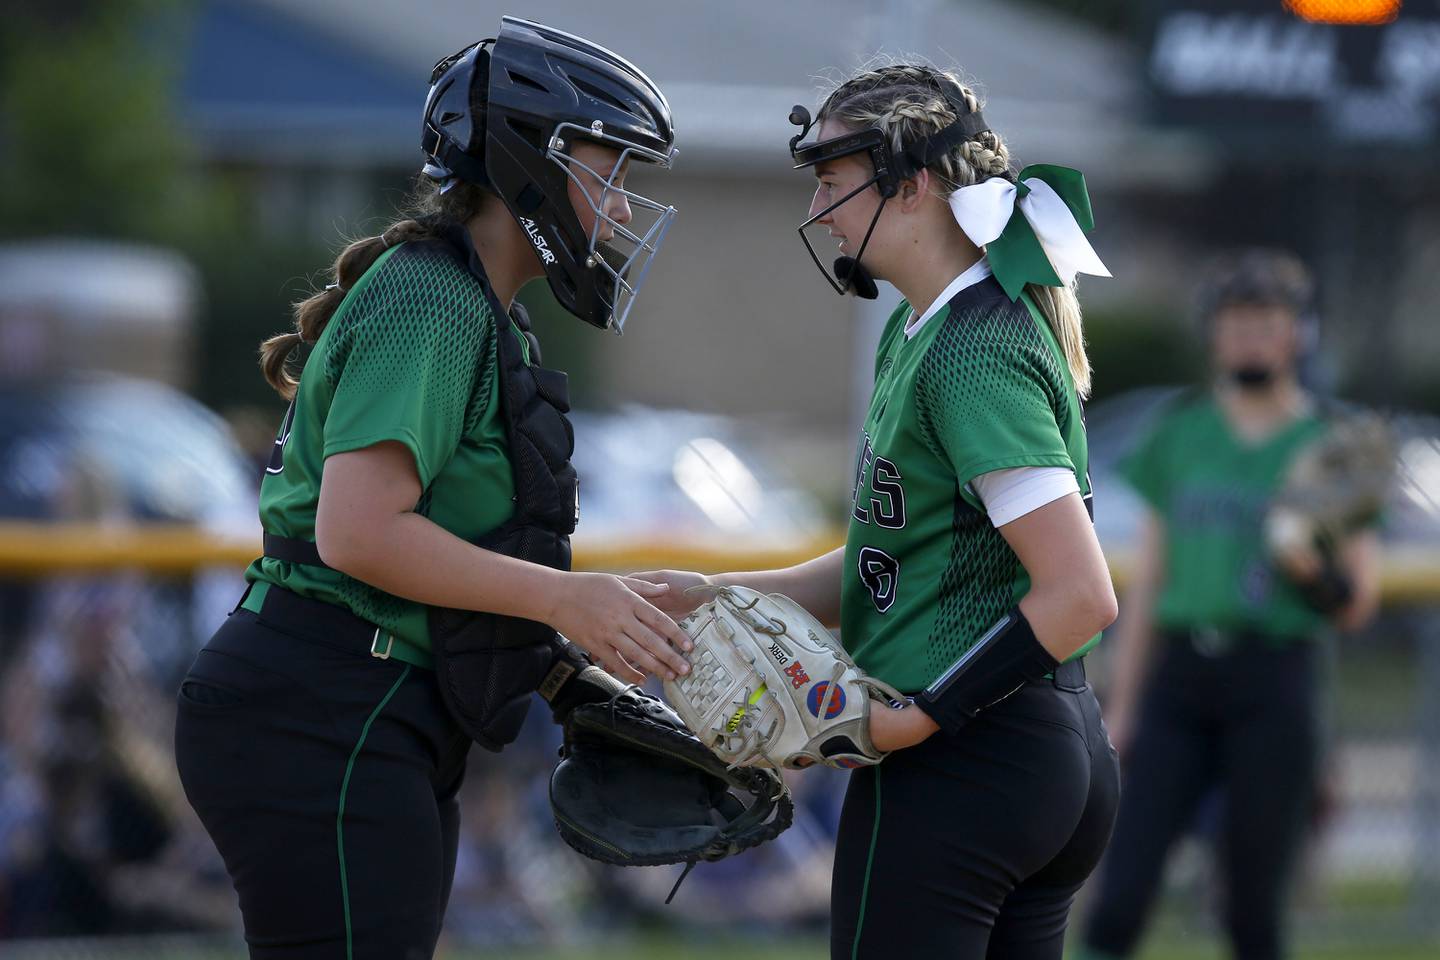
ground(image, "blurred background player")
xmin=173 ymin=19 xmax=691 ymax=959
xmin=637 ymin=62 xmax=1120 ymax=959
xmin=1079 ymin=249 xmax=1384 ymax=960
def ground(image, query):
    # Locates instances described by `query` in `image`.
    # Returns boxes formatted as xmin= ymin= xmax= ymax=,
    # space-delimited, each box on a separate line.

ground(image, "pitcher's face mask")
xmin=787 ymin=96 xmax=990 ymax=300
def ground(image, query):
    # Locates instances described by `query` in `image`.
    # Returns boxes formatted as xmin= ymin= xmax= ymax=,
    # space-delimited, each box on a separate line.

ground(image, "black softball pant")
xmin=174 ymin=593 xmax=470 ymax=960
xmin=831 ymin=666 xmax=1120 ymax=960
xmin=1080 ymin=637 xmax=1321 ymax=960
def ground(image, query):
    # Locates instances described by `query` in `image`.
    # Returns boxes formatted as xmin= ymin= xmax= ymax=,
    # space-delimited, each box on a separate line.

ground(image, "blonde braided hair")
xmin=818 ymin=64 xmax=1093 ymax=397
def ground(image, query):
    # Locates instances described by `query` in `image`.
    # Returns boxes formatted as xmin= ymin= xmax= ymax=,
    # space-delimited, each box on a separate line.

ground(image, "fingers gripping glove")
xmin=663 ymin=586 xmax=905 ymax=770
xmin=542 ymin=639 xmax=793 ymax=894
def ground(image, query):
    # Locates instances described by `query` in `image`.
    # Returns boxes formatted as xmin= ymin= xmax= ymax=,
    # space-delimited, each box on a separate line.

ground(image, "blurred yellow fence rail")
xmin=0 ymin=522 xmax=1438 ymax=604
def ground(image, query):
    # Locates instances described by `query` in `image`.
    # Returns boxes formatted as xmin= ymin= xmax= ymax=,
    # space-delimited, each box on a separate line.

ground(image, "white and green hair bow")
xmin=949 ymin=164 xmax=1111 ymax=301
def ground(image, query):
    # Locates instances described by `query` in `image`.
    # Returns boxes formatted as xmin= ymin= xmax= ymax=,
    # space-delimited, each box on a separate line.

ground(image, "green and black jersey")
xmin=244 ymin=240 xmax=527 ymax=669
xmin=1120 ymin=392 xmax=1340 ymax=643
xmin=840 ymin=274 xmax=1097 ymax=693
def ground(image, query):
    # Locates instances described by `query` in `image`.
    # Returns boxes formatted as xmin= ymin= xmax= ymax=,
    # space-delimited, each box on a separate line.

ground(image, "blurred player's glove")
xmin=1265 ymin=410 xmax=1395 ymax=613
xmin=664 ymin=586 xmax=905 ymax=770
xmin=543 ymin=642 xmax=792 ymax=896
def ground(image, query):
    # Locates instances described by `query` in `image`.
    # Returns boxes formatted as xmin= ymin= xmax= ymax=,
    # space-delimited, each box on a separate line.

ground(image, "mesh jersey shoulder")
xmin=913 ymin=295 xmax=1071 ymax=466
xmin=320 ymin=240 xmax=496 ymax=438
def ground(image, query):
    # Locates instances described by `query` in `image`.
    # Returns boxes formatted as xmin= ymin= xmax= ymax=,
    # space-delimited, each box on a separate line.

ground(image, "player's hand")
xmin=868 ymin=701 xmax=939 ymax=753
xmin=545 ymin=572 xmax=693 ymax=685
xmin=625 ymin=569 xmax=715 ymax=619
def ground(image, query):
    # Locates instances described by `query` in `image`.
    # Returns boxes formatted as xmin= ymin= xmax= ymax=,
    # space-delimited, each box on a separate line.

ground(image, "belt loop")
xmin=370 ymin=628 xmax=394 ymax=660
xmin=1191 ymin=625 xmax=1230 ymax=657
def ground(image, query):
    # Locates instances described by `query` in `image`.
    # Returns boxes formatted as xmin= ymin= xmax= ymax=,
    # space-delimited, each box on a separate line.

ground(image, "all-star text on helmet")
xmin=421 ymin=17 xmax=677 ymax=332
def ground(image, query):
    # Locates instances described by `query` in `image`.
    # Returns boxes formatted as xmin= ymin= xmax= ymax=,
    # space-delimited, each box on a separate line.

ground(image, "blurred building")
xmin=175 ymin=0 xmax=1209 ymax=472
xmin=174 ymin=1 xmax=1440 ymax=471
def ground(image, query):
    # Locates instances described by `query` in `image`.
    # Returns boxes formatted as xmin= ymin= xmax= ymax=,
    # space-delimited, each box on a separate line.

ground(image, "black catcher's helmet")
xmin=421 ymin=17 xmax=677 ymax=332
xmin=1197 ymin=248 xmax=1315 ymax=322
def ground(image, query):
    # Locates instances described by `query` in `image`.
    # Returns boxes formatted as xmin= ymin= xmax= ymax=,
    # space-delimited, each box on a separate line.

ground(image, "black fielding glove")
xmin=540 ymin=637 xmax=793 ymax=900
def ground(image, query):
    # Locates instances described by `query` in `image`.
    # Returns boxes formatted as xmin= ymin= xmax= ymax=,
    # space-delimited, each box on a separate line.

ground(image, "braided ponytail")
xmin=258 ymin=177 xmax=492 ymax=400
xmin=818 ymin=63 xmax=1093 ymax=397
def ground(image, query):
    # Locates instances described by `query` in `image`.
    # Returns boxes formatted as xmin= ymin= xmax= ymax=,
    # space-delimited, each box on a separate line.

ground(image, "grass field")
xmin=489 ymin=941 xmax=1440 ymax=960
xmin=495 ymin=939 xmax=1440 ymax=960
xmin=10 ymin=936 xmax=1439 ymax=960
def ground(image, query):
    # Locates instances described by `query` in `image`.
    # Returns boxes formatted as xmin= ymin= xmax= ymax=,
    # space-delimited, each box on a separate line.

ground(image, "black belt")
xmin=1165 ymin=626 xmax=1296 ymax=656
xmin=241 ymin=583 xmax=394 ymax=660
xmin=263 ymin=532 xmax=327 ymax=569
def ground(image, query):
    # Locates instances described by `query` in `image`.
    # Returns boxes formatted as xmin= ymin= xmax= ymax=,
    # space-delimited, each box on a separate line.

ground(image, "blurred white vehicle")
xmin=568 ymin=406 xmax=830 ymax=549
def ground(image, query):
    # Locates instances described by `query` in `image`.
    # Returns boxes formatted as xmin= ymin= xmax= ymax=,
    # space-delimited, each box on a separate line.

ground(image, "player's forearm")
xmin=711 ymin=546 xmax=846 ymax=627
xmin=1019 ymin=565 xmax=1118 ymax=662
xmin=320 ymin=510 xmax=567 ymax=624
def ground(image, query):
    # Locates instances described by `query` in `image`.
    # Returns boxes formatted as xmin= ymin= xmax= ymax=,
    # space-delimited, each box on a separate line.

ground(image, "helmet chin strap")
xmin=833 ymin=198 xmax=887 ymax=300
xmin=834 ymin=257 xmax=879 ymax=300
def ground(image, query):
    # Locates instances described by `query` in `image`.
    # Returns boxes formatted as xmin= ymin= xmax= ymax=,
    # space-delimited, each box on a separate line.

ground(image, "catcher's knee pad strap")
xmin=914 ymin=607 xmax=1060 ymax=736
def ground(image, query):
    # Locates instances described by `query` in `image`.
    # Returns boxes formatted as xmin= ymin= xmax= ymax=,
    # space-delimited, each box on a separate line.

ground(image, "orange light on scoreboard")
xmin=1284 ymin=0 xmax=1402 ymax=25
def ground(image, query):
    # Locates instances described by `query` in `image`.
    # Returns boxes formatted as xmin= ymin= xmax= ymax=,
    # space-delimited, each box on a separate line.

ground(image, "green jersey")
xmin=1120 ymin=392 xmax=1333 ymax=642
xmin=244 ymin=240 xmax=523 ymax=669
xmin=841 ymin=274 xmax=1097 ymax=693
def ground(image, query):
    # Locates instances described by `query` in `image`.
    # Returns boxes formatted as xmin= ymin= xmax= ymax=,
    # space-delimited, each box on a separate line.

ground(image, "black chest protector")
xmin=262 ymin=224 xmax=579 ymax=752
xmin=426 ymin=225 xmax=579 ymax=751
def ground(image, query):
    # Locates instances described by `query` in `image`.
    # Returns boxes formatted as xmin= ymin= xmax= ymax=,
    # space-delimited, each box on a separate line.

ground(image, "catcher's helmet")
xmin=1197 ymin=248 xmax=1315 ymax=322
xmin=421 ymin=18 xmax=677 ymax=332
xmin=1196 ymin=247 xmax=1321 ymax=386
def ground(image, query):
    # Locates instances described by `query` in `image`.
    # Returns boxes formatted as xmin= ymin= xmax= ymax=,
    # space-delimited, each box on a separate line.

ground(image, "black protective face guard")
xmin=795 ymin=177 xmax=888 ymax=298
xmin=545 ymin=123 xmax=677 ymax=334
xmin=787 ymin=100 xmax=990 ymax=298
xmin=789 ymin=108 xmax=898 ymax=298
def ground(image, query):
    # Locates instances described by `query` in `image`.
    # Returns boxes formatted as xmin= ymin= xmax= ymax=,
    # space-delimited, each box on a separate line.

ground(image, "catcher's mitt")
xmin=1266 ymin=410 xmax=1395 ymax=558
xmin=664 ymin=586 xmax=904 ymax=770
xmin=547 ymin=656 xmax=792 ymax=890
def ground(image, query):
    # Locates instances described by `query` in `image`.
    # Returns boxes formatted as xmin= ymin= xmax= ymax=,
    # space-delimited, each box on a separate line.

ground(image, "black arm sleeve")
xmin=914 ymin=607 xmax=1060 ymax=736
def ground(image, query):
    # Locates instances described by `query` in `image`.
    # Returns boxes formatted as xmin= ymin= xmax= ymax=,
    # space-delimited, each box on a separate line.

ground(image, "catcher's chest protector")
xmin=426 ymin=225 xmax=579 ymax=752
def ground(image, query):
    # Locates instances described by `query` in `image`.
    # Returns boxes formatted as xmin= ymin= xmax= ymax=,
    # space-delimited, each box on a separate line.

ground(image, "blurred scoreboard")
xmin=1145 ymin=0 xmax=1440 ymax=146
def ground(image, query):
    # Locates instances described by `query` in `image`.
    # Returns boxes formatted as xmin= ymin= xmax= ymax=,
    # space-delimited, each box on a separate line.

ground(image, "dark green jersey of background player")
xmin=1120 ymin=391 xmax=1335 ymax=642
xmin=841 ymin=274 xmax=1098 ymax=693
xmin=243 ymin=241 xmax=522 ymax=669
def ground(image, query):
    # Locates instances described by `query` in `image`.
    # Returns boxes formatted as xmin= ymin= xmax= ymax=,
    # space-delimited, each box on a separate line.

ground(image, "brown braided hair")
xmin=258 ymin=177 xmax=492 ymax=400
